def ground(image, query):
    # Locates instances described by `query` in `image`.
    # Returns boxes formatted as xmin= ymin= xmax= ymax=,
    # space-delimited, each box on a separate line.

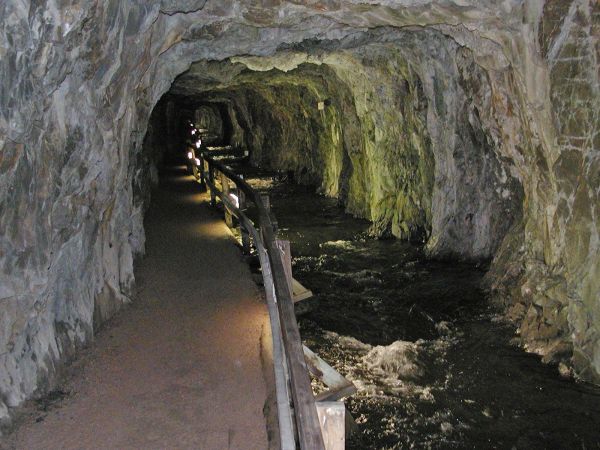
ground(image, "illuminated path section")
xmin=14 ymin=166 xmax=274 ymax=449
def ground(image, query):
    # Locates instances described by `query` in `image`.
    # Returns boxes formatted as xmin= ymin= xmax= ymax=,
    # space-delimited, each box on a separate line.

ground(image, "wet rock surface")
xmin=0 ymin=0 xmax=598 ymax=426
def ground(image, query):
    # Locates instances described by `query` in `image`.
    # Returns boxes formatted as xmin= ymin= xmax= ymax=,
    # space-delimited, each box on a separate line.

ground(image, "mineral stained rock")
xmin=0 ymin=0 xmax=598 ymax=425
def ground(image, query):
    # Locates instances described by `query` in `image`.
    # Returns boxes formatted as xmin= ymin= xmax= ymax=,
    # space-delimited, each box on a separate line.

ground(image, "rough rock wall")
xmin=220 ymin=33 xmax=522 ymax=255
xmin=135 ymin=98 xmax=170 ymax=208
xmin=0 ymin=0 xmax=598 ymax=426
xmin=0 ymin=0 xmax=205 ymax=425
xmin=194 ymin=104 xmax=224 ymax=143
xmin=316 ymin=38 xmax=523 ymax=255
xmin=179 ymin=37 xmax=521 ymax=254
xmin=488 ymin=0 xmax=600 ymax=382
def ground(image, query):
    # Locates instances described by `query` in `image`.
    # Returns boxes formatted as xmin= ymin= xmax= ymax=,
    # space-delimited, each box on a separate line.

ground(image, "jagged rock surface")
xmin=0 ymin=0 xmax=598 ymax=426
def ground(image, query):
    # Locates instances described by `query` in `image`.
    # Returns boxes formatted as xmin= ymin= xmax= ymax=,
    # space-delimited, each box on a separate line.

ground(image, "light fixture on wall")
xmin=317 ymin=98 xmax=331 ymax=110
xmin=229 ymin=193 xmax=239 ymax=208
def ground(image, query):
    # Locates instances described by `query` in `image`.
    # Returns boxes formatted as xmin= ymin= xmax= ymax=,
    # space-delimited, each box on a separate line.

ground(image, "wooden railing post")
xmin=261 ymin=193 xmax=278 ymax=233
xmin=260 ymin=192 xmax=271 ymax=211
xmin=220 ymin=172 xmax=233 ymax=228
xmin=239 ymin=176 xmax=251 ymax=254
xmin=209 ymin=166 xmax=216 ymax=207
xmin=198 ymin=155 xmax=206 ymax=187
xmin=276 ymin=239 xmax=294 ymax=297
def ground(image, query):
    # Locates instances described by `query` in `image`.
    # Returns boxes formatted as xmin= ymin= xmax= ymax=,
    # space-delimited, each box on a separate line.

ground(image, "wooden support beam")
xmin=198 ymin=155 xmax=206 ymax=187
xmin=275 ymin=240 xmax=313 ymax=302
xmin=260 ymin=192 xmax=271 ymax=211
xmin=202 ymin=147 xmax=246 ymax=158
xmin=261 ymin=193 xmax=278 ymax=233
xmin=314 ymin=385 xmax=357 ymax=403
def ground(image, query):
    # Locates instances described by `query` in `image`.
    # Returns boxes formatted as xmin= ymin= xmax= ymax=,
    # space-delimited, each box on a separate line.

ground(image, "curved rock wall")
xmin=0 ymin=0 xmax=598 ymax=426
xmin=175 ymin=37 xmax=522 ymax=255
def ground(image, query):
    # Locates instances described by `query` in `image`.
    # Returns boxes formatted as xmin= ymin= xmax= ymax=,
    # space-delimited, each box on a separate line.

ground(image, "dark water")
xmin=233 ymin=170 xmax=600 ymax=449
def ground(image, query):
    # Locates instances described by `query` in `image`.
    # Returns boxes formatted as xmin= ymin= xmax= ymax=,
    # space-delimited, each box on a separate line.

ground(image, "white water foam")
xmin=363 ymin=340 xmax=424 ymax=381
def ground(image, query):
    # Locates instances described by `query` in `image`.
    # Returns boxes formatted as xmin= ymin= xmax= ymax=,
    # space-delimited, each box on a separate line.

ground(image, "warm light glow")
xmin=195 ymin=140 xmax=202 ymax=148
xmin=187 ymin=151 xmax=193 ymax=159
xmin=230 ymin=193 xmax=239 ymax=208
xmin=194 ymin=158 xmax=201 ymax=166
xmin=191 ymin=129 xmax=196 ymax=135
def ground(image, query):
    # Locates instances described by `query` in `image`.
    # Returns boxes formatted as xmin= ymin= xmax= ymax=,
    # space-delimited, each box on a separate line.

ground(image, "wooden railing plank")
xmin=265 ymin=236 xmax=325 ymax=450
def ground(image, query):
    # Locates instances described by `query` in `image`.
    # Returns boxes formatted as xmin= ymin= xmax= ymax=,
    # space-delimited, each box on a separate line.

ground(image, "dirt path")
xmin=8 ymin=166 xmax=274 ymax=449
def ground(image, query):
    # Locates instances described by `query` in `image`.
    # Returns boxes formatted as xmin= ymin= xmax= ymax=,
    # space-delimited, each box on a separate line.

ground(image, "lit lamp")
xmin=195 ymin=139 xmax=202 ymax=149
xmin=229 ymin=193 xmax=239 ymax=208
xmin=187 ymin=151 xmax=193 ymax=159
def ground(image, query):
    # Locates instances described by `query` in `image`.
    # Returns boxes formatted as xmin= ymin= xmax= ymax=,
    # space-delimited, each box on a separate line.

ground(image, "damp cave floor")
xmin=6 ymin=165 xmax=274 ymax=450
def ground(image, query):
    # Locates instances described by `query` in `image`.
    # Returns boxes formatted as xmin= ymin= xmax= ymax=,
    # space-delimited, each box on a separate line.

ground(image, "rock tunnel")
xmin=1 ymin=0 xmax=599 ymax=447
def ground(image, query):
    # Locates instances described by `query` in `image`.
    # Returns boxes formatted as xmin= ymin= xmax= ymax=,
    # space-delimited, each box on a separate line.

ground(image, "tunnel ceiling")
xmin=1 ymin=0 xmax=598 ymax=427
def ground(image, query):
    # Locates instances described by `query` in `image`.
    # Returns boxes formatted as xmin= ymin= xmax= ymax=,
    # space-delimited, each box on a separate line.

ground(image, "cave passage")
xmin=142 ymin=50 xmax=600 ymax=447
xmin=7 ymin=47 xmax=600 ymax=449
xmin=137 ymin=74 xmax=600 ymax=447
xmin=2 ymin=2 xmax=599 ymax=449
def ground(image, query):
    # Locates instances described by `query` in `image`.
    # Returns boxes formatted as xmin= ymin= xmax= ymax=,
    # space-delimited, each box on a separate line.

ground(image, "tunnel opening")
xmin=143 ymin=33 xmax=525 ymax=262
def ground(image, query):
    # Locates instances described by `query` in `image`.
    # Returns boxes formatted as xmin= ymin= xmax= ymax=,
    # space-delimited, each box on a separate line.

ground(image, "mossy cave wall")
xmin=0 ymin=0 xmax=598 ymax=426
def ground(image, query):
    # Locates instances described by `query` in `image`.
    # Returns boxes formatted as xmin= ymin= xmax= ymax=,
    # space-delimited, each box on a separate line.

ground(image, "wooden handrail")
xmin=199 ymin=154 xmax=326 ymax=450
xmin=201 ymin=180 xmax=296 ymax=449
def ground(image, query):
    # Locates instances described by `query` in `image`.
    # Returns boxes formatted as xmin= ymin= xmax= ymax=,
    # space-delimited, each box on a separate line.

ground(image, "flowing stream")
xmin=232 ymin=169 xmax=600 ymax=449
